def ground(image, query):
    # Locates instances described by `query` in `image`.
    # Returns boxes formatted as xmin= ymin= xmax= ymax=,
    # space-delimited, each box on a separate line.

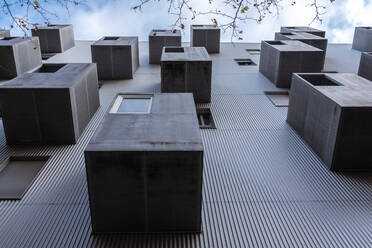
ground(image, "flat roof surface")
xmin=0 ymin=40 xmax=370 ymax=247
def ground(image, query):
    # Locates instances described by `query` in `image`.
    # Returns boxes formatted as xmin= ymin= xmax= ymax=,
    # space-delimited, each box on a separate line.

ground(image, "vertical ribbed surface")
xmin=0 ymin=42 xmax=370 ymax=248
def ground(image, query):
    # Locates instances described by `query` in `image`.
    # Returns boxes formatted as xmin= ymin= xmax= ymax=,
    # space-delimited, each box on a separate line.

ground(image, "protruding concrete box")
xmin=31 ymin=24 xmax=75 ymax=53
xmin=0 ymin=37 xmax=42 ymax=79
xmin=352 ymin=27 xmax=372 ymax=52
xmin=280 ymin=26 xmax=326 ymax=37
xmin=0 ymin=63 xmax=100 ymax=145
xmin=91 ymin=36 xmax=139 ymax=80
xmin=358 ymin=52 xmax=372 ymax=81
xmin=287 ymin=73 xmax=372 ymax=171
xmin=259 ymin=40 xmax=324 ymax=88
xmin=275 ymin=32 xmax=328 ymax=52
xmin=191 ymin=25 xmax=220 ymax=53
xmin=85 ymin=93 xmax=204 ymax=233
xmin=161 ymin=47 xmax=212 ymax=103
xmin=0 ymin=30 xmax=10 ymax=39
xmin=149 ymin=29 xmax=181 ymax=64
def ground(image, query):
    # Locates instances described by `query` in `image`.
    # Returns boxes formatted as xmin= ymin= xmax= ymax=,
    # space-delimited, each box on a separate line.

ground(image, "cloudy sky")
xmin=1 ymin=0 xmax=372 ymax=43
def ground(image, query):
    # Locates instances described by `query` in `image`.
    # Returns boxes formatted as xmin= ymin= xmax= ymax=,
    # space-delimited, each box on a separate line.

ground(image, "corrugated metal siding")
xmin=0 ymin=42 xmax=370 ymax=247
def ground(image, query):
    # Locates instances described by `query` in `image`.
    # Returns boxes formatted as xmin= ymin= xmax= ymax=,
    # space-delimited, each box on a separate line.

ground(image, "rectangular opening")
xmin=234 ymin=59 xmax=256 ymax=66
xmin=36 ymin=64 xmax=66 ymax=73
xmin=193 ymin=25 xmax=204 ymax=27
xmin=301 ymin=74 xmax=343 ymax=86
xmin=280 ymin=32 xmax=295 ymax=35
xmin=0 ymin=156 xmax=49 ymax=200
xmin=110 ymin=94 xmax=153 ymax=114
xmin=153 ymin=29 xmax=168 ymax=32
xmin=164 ymin=47 xmax=184 ymax=53
xmin=245 ymin=49 xmax=261 ymax=55
xmin=103 ymin=37 xmax=120 ymax=40
xmin=266 ymin=40 xmax=286 ymax=45
xmin=265 ymin=91 xmax=290 ymax=107
xmin=363 ymin=27 xmax=372 ymax=29
xmin=197 ymin=108 xmax=216 ymax=129
xmin=1 ymin=37 xmax=17 ymax=40
xmin=321 ymin=70 xmax=338 ymax=73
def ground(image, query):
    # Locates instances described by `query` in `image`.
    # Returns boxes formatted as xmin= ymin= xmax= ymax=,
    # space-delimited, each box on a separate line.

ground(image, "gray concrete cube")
xmin=275 ymin=32 xmax=328 ymax=52
xmin=0 ymin=37 xmax=42 ymax=79
xmin=280 ymin=26 xmax=326 ymax=37
xmin=287 ymin=73 xmax=372 ymax=171
xmin=259 ymin=40 xmax=324 ymax=88
xmin=352 ymin=27 xmax=372 ymax=52
xmin=91 ymin=36 xmax=139 ymax=80
xmin=149 ymin=29 xmax=181 ymax=64
xmin=358 ymin=52 xmax=372 ymax=81
xmin=161 ymin=47 xmax=212 ymax=103
xmin=0 ymin=30 xmax=10 ymax=39
xmin=0 ymin=63 xmax=100 ymax=145
xmin=85 ymin=93 xmax=204 ymax=233
xmin=191 ymin=25 xmax=220 ymax=53
xmin=31 ymin=24 xmax=75 ymax=53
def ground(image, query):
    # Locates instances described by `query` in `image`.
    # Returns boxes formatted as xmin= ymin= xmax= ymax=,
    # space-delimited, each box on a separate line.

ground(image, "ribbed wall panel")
xmin=0 ymin=42 xmax=370 ymax=248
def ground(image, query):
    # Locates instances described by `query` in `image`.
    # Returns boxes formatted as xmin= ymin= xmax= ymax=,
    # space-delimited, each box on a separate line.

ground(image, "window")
xmin=245 ymin=49 xmax=261 ymax=55
xmin=235 ymin=59 xmax=256 ymax=66
xmin=0 ymin=156 xmax=49 ymax=200
xmin=265 ymin=91 xmax=290 ymax=107
xmin=266 ymin=40 xmax=286 ymax=45
xmin=36 ymin=64 xmax=66 ymax=73
xmin=197 ymin=108 xmax=216 ymax=129
xmin=110 ymin=94 xmax=153 ymax=114
xmin=301 ymin=74 xmax=343 ymax=86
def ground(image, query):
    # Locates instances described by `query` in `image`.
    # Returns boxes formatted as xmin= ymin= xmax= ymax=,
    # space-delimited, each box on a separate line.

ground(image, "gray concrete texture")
xmin=0 ymin=30 xmax=10 ymax=39
xmin=287 ymin=73 xmax=372 ymax=171
xmin=259 ymin=40 xmax=325 ymax=88
xmin=0 ymin=63 xmax=100 ymax=144
xmin=358 ymin=52 xmax=372 ymax=81
xmin=275 ymin=32 xmax=328 ymax=52
xmin=91 ymin=36 xmax=139 ymax=80
xmin=280 ymin=26 xmax=326 ymax=37
xmin=161 ymin=46 xmax=212 ymax=103
xmin=149 ymin=29 xmax=181 ymax=64
xmin=190 ymin=25 xmax=220 ymax=53
xmin=0 ymin=37 xmax=42 ymax=79
xmin=352 ymin=27 xmax=372 ymax=52
xmin=31 ymin=24 xmax=75 ymax=53
xmin=84 ymin=93 xmax=204 ymax=233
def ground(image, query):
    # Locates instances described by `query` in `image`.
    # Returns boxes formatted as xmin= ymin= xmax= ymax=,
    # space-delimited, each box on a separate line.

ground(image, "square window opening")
xmin=36 ymin=64 xmax=66 ymax=73
xmin=0 ymin=156 xmax=49 ymax=200
xmin=197 ymin=108 xmax=216 ymax=129
xmin=164 ymin=47 xmax=184 ymax=53
xmin=266 ymin=40 xmax=286 ymax=45
xmin=301 ymin=74 xmax=343 ymax=86
xmin=265 ymin=91 xmax=290 ymax=107
xmin=110 ymin=94 xmax=153 ymax=114
xmin=235 ymin=59 xmax=256 ymax=66
xmin=245 ymin=49 xmax=261 ymax=55
xmin=104 ymin=37 xmax=120 ymax=40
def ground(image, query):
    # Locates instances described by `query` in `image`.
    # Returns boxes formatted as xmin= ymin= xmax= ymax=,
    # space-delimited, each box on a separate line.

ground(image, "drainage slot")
xmin=197 ymin=108 xmax=216 ymax=129
xmin=235 ymin=59 xmax=256 ymax=66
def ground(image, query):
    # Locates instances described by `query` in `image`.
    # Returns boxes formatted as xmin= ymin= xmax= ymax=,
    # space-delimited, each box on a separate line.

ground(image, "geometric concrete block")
xmin=0 ymin=63 xmax=100 ymax=145
xmin=161 ymin=47 xmax=212 ymax=103
xmin=91 ymin=36 xmax=139 ymax=80
xmin=358 ymin=52 xmax=372 ymax=81
xmin=191 ymin=25 xmax=220 ymax=53
xmin=31 ymin=24 xmax=75 ymax=53
xmin=287 ymin=73 xmax=372 ymax=171
xmin=280 ymin=26 xmax=326 ymax=37
xmin=275 ymin=32 xmax=328 ymax=52
xmin=84 ymin=93 xmax=204 ymax=233
xmin=0 ymin=30 xmax=10 ymax=39
xmin=352 ymin=27 xmax=372 ymax=52
xmin=0 ymin=37 xmax=42 ymax=79
xmin=149 ymin=29 xmax=181 ymax=64
xmin=259 ymin=40 xmax=324 ymax=88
